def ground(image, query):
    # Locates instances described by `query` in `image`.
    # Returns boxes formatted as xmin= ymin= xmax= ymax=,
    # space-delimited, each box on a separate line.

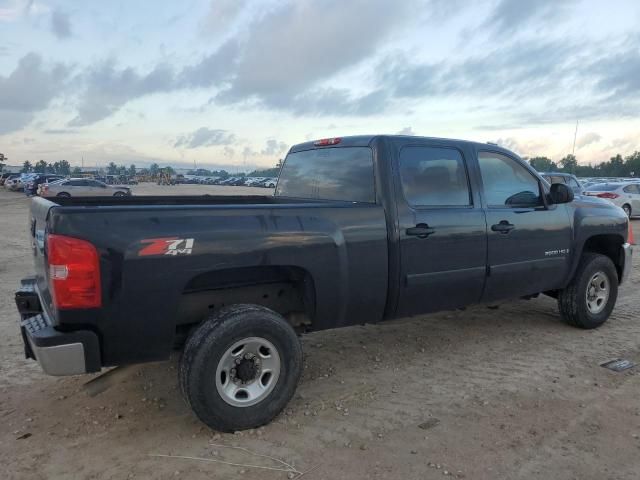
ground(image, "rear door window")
xmin=398 ymin=146 xmax=471 ymax=207
xmin=275 ymin=147 xmax=375 ymax=202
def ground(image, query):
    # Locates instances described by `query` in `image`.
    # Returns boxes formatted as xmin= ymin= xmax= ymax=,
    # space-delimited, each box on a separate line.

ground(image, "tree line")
xmin=528 ymin=151 xmax=640 ymax=177
xmin=19 ymin=160 xmax=79 ymax=175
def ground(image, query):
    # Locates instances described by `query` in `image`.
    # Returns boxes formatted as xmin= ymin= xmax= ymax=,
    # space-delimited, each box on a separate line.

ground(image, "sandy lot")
xmin=1 ymin=184 xmax=639 ymax=480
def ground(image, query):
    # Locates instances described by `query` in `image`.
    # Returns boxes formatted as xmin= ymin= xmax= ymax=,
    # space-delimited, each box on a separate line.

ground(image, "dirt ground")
xmin=1 ymin=184 xmax=639 ymax=480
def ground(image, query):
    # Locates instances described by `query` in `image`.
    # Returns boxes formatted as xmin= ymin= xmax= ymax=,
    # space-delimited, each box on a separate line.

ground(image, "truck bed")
xmin=29 ymin=194 xmax=389 ymax=366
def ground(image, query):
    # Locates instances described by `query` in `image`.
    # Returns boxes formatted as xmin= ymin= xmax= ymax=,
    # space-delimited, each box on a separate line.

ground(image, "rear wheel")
xmin=56 ymin=192 xmax=71 ymax=197
xmin=622 ymin=204 xmax=631 ymax=218
xmin=180 ymin=304 xmax=302 ymax=431
xmin=113 ymin=191 xmax=126 ymax=197
xmin=558 ymin=253 xmax=618 ymax=329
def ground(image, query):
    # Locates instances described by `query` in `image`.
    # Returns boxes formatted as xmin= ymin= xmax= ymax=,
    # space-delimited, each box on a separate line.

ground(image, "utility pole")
xmin=571 ymin=120 xmax=579 ymax=156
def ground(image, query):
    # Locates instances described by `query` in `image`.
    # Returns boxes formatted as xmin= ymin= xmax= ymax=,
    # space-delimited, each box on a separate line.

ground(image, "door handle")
xmin=406 ymin=223 xmax=435 ymax=238
xmin=491 ymin=220 xmax=515 ymax=234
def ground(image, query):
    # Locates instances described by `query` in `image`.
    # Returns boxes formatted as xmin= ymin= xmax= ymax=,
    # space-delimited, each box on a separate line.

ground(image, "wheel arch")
xmin=176 ymin=265 xmax=317 ymax=335
xmin=576 ymin=233 xmax=626 ymax=282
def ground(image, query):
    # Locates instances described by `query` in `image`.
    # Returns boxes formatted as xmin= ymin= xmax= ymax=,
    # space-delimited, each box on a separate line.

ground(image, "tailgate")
xmin=29 ymin=197 xmax=59 ymax=317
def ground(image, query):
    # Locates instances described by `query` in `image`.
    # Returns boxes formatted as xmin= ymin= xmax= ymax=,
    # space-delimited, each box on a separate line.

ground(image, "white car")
xmin=6 ymin=174 xmax=36 ymax=191
xmin=584 ymin=182 xmax=640 ymax=218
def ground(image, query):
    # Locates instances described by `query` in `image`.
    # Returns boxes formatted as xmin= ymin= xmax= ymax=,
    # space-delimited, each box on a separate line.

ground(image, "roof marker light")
xmin=314 ymin=137 xmax=341 ymax=146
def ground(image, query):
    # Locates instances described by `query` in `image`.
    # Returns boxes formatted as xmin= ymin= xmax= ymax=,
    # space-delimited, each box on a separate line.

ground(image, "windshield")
xmin=586 ymin=184 xmax=620 ymax=192
xmin=275 ymin=147 xmax=375 ymax=203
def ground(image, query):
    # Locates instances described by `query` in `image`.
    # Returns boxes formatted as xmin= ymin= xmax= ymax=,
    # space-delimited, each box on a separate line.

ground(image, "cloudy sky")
xmin=1 ymin=0 xmax=639 ymax=171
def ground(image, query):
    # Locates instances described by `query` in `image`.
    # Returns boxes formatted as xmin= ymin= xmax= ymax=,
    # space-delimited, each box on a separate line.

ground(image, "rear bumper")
xmin=15 ymin=278 xmax=101 ymax=376
xmin=620 ymin=242 xmax=633 ymax=284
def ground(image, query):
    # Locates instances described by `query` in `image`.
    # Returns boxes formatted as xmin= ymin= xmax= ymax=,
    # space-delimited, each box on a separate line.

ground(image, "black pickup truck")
xmin=16 ymin=135 xmax=632 ymax=431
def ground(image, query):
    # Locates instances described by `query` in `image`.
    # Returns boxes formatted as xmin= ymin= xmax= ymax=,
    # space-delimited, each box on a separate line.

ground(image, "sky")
xmin=1 ymin=0 xmax=639 ymax=171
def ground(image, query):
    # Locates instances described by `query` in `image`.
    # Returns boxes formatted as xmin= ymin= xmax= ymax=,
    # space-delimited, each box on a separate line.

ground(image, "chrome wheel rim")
xmin=585 ymin=271 xmax=610 ymax=314
xmin=215 ymin=337 xmax=281 ymax=407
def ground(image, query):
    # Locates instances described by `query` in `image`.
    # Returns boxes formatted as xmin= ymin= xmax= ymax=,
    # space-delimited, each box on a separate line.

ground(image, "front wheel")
xmin=113 ymin=191 xmax=126 ymax=197
xmin=180 ymin=305 xmax=302 ymax=432
xmin=622 ymin=204 xmax=631 ymax=218
xmin=56 ymin=192 xmax=71 ymax=197
xmin=558 ymin=253 xmax=618 ymax=329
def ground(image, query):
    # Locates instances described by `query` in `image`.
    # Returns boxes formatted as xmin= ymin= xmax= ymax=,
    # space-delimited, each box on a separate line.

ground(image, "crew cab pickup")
xmin=16 ymin=135 xmax=633 ymax=431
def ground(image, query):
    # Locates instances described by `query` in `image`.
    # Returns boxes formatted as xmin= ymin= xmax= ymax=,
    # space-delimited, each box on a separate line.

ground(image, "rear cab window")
xmin=275 ymin=147 xmax=375 ymax=202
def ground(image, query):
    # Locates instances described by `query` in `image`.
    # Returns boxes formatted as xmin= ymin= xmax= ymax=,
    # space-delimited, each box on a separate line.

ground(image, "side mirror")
xmin=549 ymin=183 xmax=574 ymax=204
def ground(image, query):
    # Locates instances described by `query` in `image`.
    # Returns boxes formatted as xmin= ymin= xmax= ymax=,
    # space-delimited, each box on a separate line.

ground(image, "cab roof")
xmin=289 ymin=134 xmax=518 ymax=157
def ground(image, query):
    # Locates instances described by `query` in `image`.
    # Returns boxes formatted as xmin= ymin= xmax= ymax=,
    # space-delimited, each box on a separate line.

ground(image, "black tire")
xmin=180 ymin=304 xmax=302 ymax=432
xmin=113 ymin=191 xmax=126 ymax=197
xmin=558 ymin=253 xmax=618 ymax=329
xmin=622 ymin=204 xmax=631 ymax=218
xmin=56 ymin=192 xmax=71 ymax=197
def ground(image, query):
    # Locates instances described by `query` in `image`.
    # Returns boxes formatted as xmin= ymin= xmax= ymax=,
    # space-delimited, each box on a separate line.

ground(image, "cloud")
xmin=492 ymin=137 xmax=550 ymax=157
xmin=592 ymin=38 xmax=640 ymax=97
xmin=201 ymin=0 xmax=248 ymax=34
xmin=69 ymin=60 xmax=175 ymax=126
xmin=242 ymin=146 xmax=256 ymax=159
xmin=0 ymin=53 xmax=68 ymax=112
xmin=174 ymin=127 xmax=236 ymax=148
xmin=211 ymin=0 xmax=413 ymax=107
xmin=381 ymin=39 xmax=576 ymax=101
xmin=179 ymin=39 xmax=239 ymax=88
xmin=50 ymin=9 xmax=71 ymax=39
xmin=0 ymin=0 xmax=45 ymax=21
xmin=223 ymin=146 xmax=235 ymax=158
xmin=0 ymin=52 xmax=69 ymax=133
xmin=576 ymin=132 xmax=602 ymax=149
xmin=261 ymin=139 xmax=288 ymax=156
xmin=0 ymin=110 xmax=33 ymax=134
xmin=397 ymin=127 xmax=415 ymax=135
xmin=43 ymin=128 xmax=79 ymax=134
xmin=481 ymin=0 xmax=577 ymax=34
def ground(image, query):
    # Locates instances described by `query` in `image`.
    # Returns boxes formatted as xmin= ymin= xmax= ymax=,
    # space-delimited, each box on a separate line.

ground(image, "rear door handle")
xmin=406 ymin=223 xmax=435 ymax=238
xmin=491 ymin=220 xmax=515 ymax=234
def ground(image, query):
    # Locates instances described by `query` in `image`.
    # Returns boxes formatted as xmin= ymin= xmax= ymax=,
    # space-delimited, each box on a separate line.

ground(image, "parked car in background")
xmin=584 ymin=182 xmax=640 ymax=217
xmin=540 ymin=172 xmax=583 ymax=196
xmin=25 ymin=174 xmax=65 ymax=196
xmin=254 ymin=177 xmax=277 ymax=188
xmin=6 ymin=173 xmax=36 ymax=191
xmin=0 ymin=173 xmax=20 ymax=188
xmin=0 ymin=172 xmax=15 ymax=186
xmin=218 ymin=177 xmax=237 ymax=185
xmin=40 ymin=178 xmax=132 ymax=197
xmin=245 ymin=177 xmax=266 ymax=186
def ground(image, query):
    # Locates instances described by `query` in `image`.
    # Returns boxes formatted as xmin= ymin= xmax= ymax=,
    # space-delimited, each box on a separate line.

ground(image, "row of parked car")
xmin=1 ymin=172 xmax=132 ymax=197
xmin=539 ymin=172 xmax=640 ymax=218
xmin=179 ymin=176 xmax=277 ymax=187
xmin=1 ymin=172 xmax=66 ymax=195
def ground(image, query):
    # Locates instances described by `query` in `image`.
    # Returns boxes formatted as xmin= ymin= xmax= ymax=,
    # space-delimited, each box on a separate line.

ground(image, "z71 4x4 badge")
xmin=138 ymin=237 xmax=195 ymax=256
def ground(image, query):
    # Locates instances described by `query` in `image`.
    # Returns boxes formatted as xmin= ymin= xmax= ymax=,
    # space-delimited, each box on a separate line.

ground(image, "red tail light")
xmin=47 ymin=234 xmax=101 ymax=309
xmin=596 ymin=192 xmax=619 ymax=199
xmin=314 ymin=137 xmax=341 ymax=146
